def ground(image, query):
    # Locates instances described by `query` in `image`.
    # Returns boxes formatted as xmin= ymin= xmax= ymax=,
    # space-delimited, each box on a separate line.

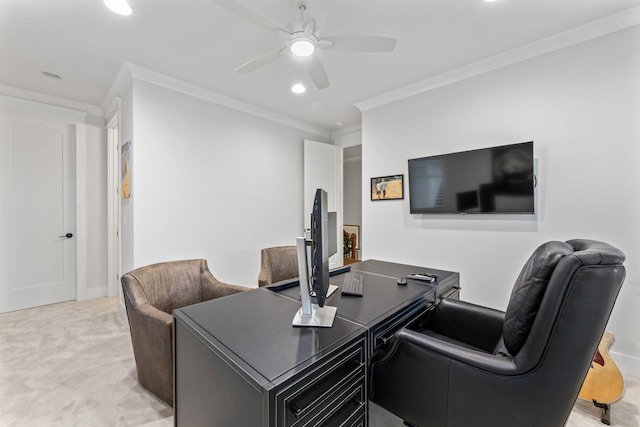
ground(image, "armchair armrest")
xmin=423 ymin=298 xmax=505 ymax=353
xmin=393 ymin=328 xmax=520 ymax=376
xmin=258 ymin=270 xmax=270 ymax=287
xmin=135 ymin=300 xmax=173 ymax=326
xmin=202 ymin=274 xmax=250 ymax=300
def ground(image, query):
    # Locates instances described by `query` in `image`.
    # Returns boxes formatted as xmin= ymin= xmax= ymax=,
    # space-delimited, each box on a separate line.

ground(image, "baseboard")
xmin=77 ymin=287 xmax=108 ymax=301
xmin=612 ymin=350 xmax=640 ymax=378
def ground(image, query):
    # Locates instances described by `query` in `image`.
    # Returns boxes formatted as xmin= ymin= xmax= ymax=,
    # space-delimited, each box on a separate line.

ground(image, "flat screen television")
xmin=408 ymin=141 xmax=535 ymax=214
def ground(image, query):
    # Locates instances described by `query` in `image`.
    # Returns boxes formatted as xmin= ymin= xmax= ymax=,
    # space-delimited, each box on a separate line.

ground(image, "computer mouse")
xmin=397 ymin=277 xmax=407 ymax=285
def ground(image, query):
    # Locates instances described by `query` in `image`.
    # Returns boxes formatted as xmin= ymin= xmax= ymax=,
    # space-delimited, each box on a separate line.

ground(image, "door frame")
xmin=106 ymin=112 xmax=121 ymax=299
xmin=303 ymin=140 xmax=344 ymax=270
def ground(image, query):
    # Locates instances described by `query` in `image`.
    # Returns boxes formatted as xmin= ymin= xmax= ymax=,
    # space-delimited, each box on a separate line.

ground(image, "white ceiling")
xmin=1 ymin=0 xmax=639 ymax=131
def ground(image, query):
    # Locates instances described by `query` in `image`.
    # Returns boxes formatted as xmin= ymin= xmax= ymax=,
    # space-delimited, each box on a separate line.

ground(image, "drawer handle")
xmin=291 ymin=404 xmax=303 ymax=418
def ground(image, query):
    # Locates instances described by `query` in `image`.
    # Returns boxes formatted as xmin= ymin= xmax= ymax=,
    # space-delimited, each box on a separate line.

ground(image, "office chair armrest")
xmin=393 ymin=327 xmax=519 ymax=375
xmin=420 ymin=298 xmax=505 ymax=352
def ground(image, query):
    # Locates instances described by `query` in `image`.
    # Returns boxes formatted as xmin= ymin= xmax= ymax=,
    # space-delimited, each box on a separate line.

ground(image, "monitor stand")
xmin=292 ymin=237 xmax=336 ymax=328
xmin=292 ymin=304 xmax=337 ymax=328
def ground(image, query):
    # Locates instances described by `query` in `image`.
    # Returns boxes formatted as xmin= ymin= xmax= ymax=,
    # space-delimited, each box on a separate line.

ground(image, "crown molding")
xmin=0 ymin=92 xmax=89 ymax=124
xmin=101 ymin=62 xmax=133 ymax=116
xmin=105 ymin=62 xmax=331 ymax=138
xmin=355 ymin=6 xmax=640 ymax=113
xmin=332 ymin=124 xmax=362 ymax=147
xmin=0 ymin=83 xmax=102 ymax=120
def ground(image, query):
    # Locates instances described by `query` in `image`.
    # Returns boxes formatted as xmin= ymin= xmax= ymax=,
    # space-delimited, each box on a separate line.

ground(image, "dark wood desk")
xmin=277 ymin=260 xmax=459 ymax=357
xmin=174 ymin=260 xmax=459 ymax=427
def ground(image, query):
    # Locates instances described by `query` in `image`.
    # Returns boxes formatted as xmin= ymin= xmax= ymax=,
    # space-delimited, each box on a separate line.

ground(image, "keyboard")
xmin=341 ymin=272 xmax=364 ymax=297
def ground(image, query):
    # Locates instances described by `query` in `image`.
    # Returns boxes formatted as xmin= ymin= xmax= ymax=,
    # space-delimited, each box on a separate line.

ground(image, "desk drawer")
xmin=308 ymin=380 xmax=366 ymax=427
xmin=277 ymin=338 xmax=366 ymax=427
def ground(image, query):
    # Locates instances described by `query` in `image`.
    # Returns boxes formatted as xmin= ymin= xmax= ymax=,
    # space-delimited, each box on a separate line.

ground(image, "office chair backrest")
xmin=502 ymin=241 xmax=574 ymax=355
xmin=504 ymin=239 xmax=625 ymax=377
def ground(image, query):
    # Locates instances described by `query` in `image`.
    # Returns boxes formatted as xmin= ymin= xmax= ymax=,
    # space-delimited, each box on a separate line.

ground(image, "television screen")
xmin=408 ymin=142 xmax=535 ymax=214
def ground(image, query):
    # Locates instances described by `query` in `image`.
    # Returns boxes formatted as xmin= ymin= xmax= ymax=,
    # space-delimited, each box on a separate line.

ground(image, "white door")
xmin=0 ymin=113 xmax=75 ymax=313
xmin=304 ymin=140 xmax=343 ymax=270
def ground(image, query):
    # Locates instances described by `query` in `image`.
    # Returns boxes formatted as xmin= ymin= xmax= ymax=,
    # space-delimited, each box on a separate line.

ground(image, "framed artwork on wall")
xmin=371 ymin=175 xmax=404 ymax=201
xmin=121 ymin=141 xmax=131 ymax=199
xmin=344 ymin=225 xmax=360 ymax=250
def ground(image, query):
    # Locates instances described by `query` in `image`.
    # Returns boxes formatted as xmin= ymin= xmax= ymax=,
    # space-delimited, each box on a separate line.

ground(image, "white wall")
xmin=361 ymin=26 xmax=640 ymax=375
xmin=119 ymin=84 xmax=134 ymax=276
xmin=121 ymin=79 xmax=331 ymax=286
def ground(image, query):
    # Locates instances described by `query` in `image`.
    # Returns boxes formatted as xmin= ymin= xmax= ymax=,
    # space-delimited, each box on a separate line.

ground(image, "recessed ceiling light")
xmin=290 ymin=37 xmax=315 ymax=57
xmin=291 ymin=83 xmax=306 ymax=94
xmin=104 ymin=0 xmax=132 ymax=16
xmin=41 ymin=71 xmax=62 ymax=80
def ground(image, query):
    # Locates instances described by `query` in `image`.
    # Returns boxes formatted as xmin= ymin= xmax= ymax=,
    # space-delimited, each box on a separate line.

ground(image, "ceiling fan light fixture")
xmin=290 ymin=37 xmax=315 ymax=57
xmin=104 ymin=0 xmax=132 ymax=16
xmin=291 ymin=83 xmax=306 ymax=94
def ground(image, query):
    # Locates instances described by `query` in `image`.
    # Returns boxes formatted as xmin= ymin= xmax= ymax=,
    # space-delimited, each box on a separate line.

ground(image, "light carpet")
xmin=0 ymin=297 xmax=637 ymax=426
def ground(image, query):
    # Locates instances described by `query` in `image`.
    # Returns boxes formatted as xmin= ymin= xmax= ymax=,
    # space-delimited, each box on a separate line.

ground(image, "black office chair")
xmin=369 ymin=239 xmax=626 ymax=427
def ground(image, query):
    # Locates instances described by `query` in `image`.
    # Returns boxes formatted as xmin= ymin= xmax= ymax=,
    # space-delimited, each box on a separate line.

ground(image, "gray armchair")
xmin=258 ymin=246 xmax=299 ymax=287
xmin=121 ymin=259 xmax=249 ymax=406
xmin=370 ymin=239 xmax=626 ymax=427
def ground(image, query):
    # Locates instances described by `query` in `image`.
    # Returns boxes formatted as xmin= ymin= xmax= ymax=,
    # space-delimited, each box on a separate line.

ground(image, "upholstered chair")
xmin=258 ymin=246 xmax=299 ymax=287
xmin=370 ymin=239 xmax=626 ymax=427
xmin=121 ymin=259 xmax=249 ymax=406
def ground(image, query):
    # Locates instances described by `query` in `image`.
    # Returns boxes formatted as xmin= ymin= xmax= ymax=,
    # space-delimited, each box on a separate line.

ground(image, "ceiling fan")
xmin=209 ymin=0 xmax=397 ymax=90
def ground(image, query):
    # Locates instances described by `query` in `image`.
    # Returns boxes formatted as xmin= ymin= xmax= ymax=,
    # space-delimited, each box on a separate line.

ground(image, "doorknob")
xmin=59 ymin=233 xmax=73 ymax=239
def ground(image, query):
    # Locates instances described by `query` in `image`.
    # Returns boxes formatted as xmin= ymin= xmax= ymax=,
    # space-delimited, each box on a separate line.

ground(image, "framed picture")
xmin=121 ymin=141 xmax=131 ymax=199
xmin=371 ymin=175 xmax=404 ymax=201
xmin=343 ymin=225 xmax=360 ymax=250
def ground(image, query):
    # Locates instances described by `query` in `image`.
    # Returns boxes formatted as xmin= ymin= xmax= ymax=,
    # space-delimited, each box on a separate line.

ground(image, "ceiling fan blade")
xmin=304 ymin=56 xmax=329 ymax=90
xmin=235 ymin=48 xmax=286 ymax=74
xmin=303 ymin=20 xmax=315 ymax=37
xmin=320 ymin=36 xmax=397 ymax=53
xmin=310 ymin=0 xmax=338 ymax=34
xmin=209 ymin=0 xmax=289 ymax=34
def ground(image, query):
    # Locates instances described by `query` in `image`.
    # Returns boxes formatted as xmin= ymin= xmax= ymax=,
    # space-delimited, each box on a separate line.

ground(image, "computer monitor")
xmin=292 ymin=189 xmax=337 ymax=327
xmin=311 ymin=189 xmax=329 ymax=307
